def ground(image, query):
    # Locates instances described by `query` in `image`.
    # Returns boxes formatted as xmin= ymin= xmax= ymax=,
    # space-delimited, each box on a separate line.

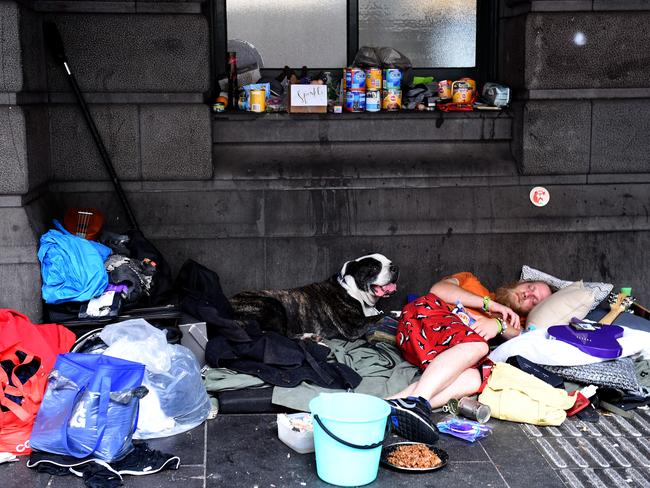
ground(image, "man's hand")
xmin=469 ymin=317 xmax=500 ymax=340
xmin=488 ymin=301 xmax=521 ymax=330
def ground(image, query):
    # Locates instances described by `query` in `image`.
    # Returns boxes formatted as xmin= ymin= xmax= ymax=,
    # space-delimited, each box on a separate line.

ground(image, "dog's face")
xmin=342 ymin=253 xmax=399 ymax=299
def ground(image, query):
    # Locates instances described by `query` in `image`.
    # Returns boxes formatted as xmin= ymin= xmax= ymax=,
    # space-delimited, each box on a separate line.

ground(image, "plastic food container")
xmin=277 ymin=413 xmax=314 ymax=454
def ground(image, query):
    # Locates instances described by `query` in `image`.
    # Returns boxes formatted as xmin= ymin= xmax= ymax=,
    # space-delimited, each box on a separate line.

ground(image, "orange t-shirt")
xmin=446 ymin=272 xmax=494 ymax=320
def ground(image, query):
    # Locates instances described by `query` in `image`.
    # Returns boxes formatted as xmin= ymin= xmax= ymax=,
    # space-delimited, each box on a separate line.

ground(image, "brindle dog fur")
xmin=230 ymin=256 xmax=398 ymax=340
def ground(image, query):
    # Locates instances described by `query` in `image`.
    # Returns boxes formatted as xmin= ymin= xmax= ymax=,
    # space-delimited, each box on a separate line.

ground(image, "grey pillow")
xmin=520 ymin=265 xmax=613 ymax=312
xmin=545 ymin=358 xmax=642 ymax=394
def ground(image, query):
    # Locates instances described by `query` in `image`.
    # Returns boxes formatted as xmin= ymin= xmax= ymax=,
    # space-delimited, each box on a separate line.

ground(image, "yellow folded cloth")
xmin=478 ymin=362 xmax=577 ymax=426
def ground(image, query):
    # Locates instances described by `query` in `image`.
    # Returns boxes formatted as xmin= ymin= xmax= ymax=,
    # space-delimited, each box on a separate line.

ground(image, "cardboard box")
xmin=289 ymin=84 xmax=328 ymax=113
xmin=179 ymin=322 xmax=208 ymax=366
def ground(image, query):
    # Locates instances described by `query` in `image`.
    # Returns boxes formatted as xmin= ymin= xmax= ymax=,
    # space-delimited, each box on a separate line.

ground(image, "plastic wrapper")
xmin=352 ymin=46 xmax=412 ymax=70
xmin=436 ymin=417 xmax=492 ymax=442
xmin=101 ymin=320 xmax=211 ymax=439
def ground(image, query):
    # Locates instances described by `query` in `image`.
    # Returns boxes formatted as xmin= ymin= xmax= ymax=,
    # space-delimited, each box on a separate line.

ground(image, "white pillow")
xmin=489 ymin=327 xmax=650 ymax=366
xmin=520 ymin=265 xmax=613 ymax=311
xmin=526 ymin=281 xmax=595 ymax=330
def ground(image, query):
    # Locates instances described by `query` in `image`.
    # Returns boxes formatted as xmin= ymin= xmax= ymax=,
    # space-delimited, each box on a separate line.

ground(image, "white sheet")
xmin=488 ymin=327 xmax=650 ymax=366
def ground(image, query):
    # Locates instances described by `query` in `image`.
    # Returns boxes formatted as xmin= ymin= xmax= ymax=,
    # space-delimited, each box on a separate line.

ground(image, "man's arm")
xmin=429 ymin=278 xmax=485 ymax=310
xmin=430 ymin=277 xmax=521 ymax=330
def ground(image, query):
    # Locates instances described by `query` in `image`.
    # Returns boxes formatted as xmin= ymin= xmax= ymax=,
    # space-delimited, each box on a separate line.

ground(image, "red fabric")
xmin=0 ymin=309 xmax=75 ymax=455
xmin=566 ymin=391 xmax=591 ymax=417
xmin=396 ymin=293 xmax=487 ymax=370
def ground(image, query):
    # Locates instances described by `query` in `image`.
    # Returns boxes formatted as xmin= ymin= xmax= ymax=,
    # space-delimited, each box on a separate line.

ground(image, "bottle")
xmin=227 ymin=51 xmax=238 ymax=110
xmin=299 ymin=66 xmax=310 ymax=84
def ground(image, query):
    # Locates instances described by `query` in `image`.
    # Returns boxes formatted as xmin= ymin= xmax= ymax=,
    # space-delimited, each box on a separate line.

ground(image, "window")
xmin=210 ymin=0 xmax=495 ymax=87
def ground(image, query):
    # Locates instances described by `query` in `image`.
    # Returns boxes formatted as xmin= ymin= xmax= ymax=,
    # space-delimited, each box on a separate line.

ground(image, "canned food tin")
xmin=345 ymin=68 xmax=366 ymax=91
xmin=383 ymin=69 xmax=402 ymax=89
xmin=345 ymin=89 xmax=366 ymax=112
xmin=365 ymin=90 xmax=381 ymax=112
xmin=211 ymin=102 xmax=226 ymax=113
xmin=438 ymin=80 xmax=452 ymax=99
xmin=365 ymin=68 xmax=382 ymax=91
xmin=382 ymin=89 xmax=402 ymax=111
xmin=452 ymin=81 xmax=472 ymax=104
xmin=250 ymin=89 xmax=266 ymax=113
xmin=458 ymin=396 xmax=491 ymax=424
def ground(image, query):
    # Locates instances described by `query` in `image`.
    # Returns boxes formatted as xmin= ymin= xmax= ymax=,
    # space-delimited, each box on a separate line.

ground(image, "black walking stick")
xmin=43 ymin=22 xmax=140 ymax=231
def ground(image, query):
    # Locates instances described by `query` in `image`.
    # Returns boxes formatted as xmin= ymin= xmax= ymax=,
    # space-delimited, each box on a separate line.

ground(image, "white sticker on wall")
xmin=530 ymin=186 xmax=550 ymax=207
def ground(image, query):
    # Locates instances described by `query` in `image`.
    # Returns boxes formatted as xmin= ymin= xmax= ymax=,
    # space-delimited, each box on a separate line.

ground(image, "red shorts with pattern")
xmin=396 ymin=293 xmax=487 ymax=370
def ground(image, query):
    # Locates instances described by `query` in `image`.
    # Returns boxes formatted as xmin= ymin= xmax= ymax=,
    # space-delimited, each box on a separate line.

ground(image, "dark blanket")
xmin=205 ymin=322 xmax=362 ymax=389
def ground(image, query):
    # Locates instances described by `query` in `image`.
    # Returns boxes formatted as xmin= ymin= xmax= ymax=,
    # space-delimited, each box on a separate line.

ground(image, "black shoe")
xmin=387 ymin=396 xmax=439 ymax=444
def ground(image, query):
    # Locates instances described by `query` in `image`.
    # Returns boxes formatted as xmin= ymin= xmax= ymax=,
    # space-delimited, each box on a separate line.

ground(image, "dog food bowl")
xmin=277 ymin=413 xmax=314 ymax=454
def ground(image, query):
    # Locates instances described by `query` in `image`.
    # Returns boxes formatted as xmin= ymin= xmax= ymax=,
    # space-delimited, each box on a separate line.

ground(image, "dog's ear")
xmin=345 ymin=258 xmax=382 ymax=290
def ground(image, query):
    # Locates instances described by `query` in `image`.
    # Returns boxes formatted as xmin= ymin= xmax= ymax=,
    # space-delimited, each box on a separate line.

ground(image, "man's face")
xmin=511 ymin=281 xmax=552 ymax=313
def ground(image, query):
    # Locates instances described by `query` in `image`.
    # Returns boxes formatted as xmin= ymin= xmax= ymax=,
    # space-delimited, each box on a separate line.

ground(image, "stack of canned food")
xmin=344 ymin=68 xmax=402 ymax=113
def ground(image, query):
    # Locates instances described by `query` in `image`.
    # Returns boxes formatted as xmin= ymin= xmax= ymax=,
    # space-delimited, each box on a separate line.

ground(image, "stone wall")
xmin=1 ymin=0 xmax=649 ymax=320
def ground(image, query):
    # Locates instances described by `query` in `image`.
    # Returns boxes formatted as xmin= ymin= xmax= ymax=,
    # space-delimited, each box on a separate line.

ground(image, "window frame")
xmin=208 ymin=0 xmax=497 ymax=98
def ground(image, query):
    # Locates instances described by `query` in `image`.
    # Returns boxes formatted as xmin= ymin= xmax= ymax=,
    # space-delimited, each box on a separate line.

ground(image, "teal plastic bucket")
xmin=309 ymin=392 xmax=390 ymax=486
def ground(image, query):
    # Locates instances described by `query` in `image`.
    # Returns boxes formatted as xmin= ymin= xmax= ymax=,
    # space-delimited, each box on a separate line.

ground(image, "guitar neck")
xmin=600 ymin=308 xmax=623 ymax=325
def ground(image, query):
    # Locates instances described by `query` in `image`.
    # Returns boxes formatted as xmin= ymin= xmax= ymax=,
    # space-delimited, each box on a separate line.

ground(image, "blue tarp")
xmin=38 ymin=221 xmax=111 ymax=304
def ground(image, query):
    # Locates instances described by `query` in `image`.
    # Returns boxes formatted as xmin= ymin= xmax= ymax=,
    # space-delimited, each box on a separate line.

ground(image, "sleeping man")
xmin=386 ymin=272 xmax=553 ymax=444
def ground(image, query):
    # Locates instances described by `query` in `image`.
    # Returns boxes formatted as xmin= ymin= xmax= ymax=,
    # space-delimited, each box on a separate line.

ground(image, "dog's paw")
xmin=297 ymin=332 xmax=324 ymax=343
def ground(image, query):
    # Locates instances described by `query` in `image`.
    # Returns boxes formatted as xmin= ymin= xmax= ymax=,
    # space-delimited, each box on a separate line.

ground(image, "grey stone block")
xmin=141 ymin=105 xmax=212 ymax=180
xmin=44 ymin=13 xmax=209 ymax=92
xmin=499 ymin=16 xmax=526 ymax=91
xmin=520 ymin=100 xmax=591 ymax=175
xmin=526 ymin=12 xmax=650 ymax=89
xmin=50 ymin=104 xmax=141 ymax=181
xmin=0 ymin=263 xmax=43 ymax=321
xmin=529 ymin=0 xmax=593 ymax=11
xmin=18 ymin=5 xmax=47 ymax=92
xmin=0 ymin=106 xmax=28 ymax=194
xmin=593 ymin=0 xmax=650 ymax=11
xmin=22 ymin=105 xmax=51 ymax=190
xmin=152 ymin=237 xmax=266 ymax=297
xmin=213 ymin=141 xmax=517 ymax=181
xmin=591 ymin=99 xmax=650 ymax=173
xmin=130 ymin=189 xmax=262 ymax=238
xmin=0 ymin=206 xmax=39 ymax=249
xmin=0 ymin=2 xmax=21 ymax=92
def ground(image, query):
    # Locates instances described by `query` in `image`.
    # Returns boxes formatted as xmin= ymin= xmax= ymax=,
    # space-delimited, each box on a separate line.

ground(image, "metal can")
xmin=458 ymin=396 xmax=491 ymax=424
xmin=211 ymin=102 xmax=226 ymax=113
xmin=345 ymin=68 xmax=366 ymax=91
xmin=383 ymin=69 xmax=402 ymax=89
xmin=365 ymin=90 xmax=381 ymax=112
xmin=438 ymin=80 xmax=453 ymax=99
xmin=365 ymin=68 xmax=382 ymax=91
xmin=381 ymin=89 xmax=402 ymax=111
xmin=345 ymin=89 xmax=366 ymax=112
xmin=249 ymin=89 xmax=266 ymax=113
xmin=452 ymin=81 xmax=472 ymax=104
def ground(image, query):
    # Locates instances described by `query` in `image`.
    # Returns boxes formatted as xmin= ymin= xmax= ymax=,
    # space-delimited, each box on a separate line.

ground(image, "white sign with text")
xmin=290 ymin=84 xmax=328 ymax=107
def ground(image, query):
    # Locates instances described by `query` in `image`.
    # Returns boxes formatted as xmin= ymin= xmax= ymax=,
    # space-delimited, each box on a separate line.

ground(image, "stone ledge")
xmin=213 ymin=111 xmax=513 ymax=143
xmin=30 ymin=1 xmax=203 ymax=14
xmin=39 ymin=92 xmax=206 ymax=104
xmin=526 ymin=88 xmax=650 ymax=100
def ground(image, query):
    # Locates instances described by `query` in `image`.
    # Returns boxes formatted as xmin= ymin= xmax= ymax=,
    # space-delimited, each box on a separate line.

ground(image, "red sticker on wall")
xmin=530 ymin=186 xmax=550 ymax=207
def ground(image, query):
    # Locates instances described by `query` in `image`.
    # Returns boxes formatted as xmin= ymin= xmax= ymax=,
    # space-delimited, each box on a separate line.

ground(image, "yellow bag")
xmin=478 ymin=362 xmax=576 ymax=426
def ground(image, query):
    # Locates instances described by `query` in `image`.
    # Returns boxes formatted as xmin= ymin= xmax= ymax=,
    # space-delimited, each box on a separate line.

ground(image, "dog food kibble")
xmin=386 ymin=444 xmax=442 ymax=469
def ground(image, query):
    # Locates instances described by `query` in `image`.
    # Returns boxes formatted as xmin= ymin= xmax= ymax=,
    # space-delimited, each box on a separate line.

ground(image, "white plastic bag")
xmin=101 ymin=319 xmax=211 ymax=439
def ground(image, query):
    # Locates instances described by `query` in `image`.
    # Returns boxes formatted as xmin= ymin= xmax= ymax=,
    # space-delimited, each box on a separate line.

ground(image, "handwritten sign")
xmin=289 ymin=84 xmax=328 ymax=113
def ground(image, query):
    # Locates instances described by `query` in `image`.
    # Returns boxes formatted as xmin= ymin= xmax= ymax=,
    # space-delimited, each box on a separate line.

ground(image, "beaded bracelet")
xmin=494 ymin=318 xmax=503 ymax=334
xmin=482 ymin=296 xmax=491 ymax=313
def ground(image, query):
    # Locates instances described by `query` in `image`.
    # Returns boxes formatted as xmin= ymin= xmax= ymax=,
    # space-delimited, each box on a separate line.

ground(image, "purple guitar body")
xmin=547 ymin=325 xmax=624 ymax=359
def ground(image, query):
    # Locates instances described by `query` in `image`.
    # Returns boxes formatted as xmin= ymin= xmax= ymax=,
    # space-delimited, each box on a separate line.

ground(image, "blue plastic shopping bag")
xmin=38 ymin=221 xmax=111 ymax=304
xmin=30 ymin=353 xmax=146 ymax=461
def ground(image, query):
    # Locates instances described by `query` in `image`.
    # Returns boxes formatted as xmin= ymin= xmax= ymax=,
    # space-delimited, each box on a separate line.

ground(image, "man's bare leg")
xmin=386 ymin=342 xmax=488 ymax=402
